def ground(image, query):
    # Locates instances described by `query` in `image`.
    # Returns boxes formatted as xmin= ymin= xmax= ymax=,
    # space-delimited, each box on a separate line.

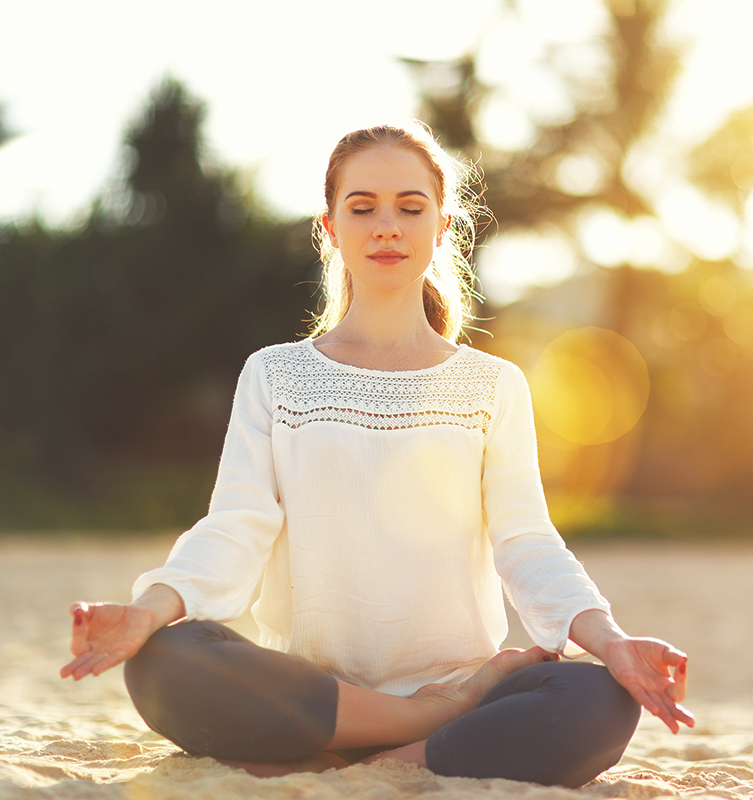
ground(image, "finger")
xmin=647 ymin=688 xmax=695 ymax=733
xmin=669 ymin=660 xmax=687 ymax=702
xmin=91 ymin=650 xmax=128 ymax=676
xmin=60 ymin=651 xmax=98 ymax=680
xmin=60 ymin=660 xmax=76 ymax=679
xmin=661 ymin=645 xmax=688 ymax=668
xmin=673 ymin=703 xmax=695 ymax=728
xmin=69 ymin=606 xmax=91 ymax=655
xmin=654 ymin=692 xmax=681 ymax=733
xmin=624 ymin=681 xmax=680 ymax=733
xmin=659 ymin=695 xmax=695 ymax=731
xmin=624 ymin=681 xmax=661 ymax=719
xmin=634 ymin=684 xmax=680 ymax=733
xmin=69 ymin=601 xmax=92 ymax=620
xmin=70 ymin=651 xmax=112 ymax=681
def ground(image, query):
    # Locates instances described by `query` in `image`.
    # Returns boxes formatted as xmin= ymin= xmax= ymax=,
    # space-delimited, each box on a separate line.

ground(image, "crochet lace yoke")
xmin=260 ymin=340 xmax=503 ymax=435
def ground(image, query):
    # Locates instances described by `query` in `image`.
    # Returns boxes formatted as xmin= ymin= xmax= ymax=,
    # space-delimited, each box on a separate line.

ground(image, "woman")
xmin=61 ymin=124 xmax=694 ymax=787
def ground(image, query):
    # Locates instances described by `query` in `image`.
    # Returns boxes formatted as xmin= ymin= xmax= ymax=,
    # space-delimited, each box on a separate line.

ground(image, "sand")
xmin=1 ymin=533 xmax=752 ymax=799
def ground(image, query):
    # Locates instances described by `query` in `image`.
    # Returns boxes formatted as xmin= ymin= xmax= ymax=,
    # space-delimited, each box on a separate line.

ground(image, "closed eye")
xmin=350 ymin=207 xmax=422 ymax=216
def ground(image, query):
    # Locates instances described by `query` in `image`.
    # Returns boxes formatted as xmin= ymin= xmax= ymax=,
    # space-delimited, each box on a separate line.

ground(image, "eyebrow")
xmin=344 ymin=190 xmax=430 ymax=200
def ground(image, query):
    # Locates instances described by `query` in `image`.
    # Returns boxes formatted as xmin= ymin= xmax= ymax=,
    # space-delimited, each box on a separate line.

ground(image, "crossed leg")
xmin=124 ymin=621 xmax=639 ymax=786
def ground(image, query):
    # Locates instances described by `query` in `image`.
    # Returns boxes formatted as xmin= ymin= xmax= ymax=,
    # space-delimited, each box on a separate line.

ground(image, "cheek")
xmin=337 ymin=222 xmax=367 ymax=248
xmin=419 ymin=220 xmax=442 ymax=246
xmin=329 ymin=218 xmax=352 ymax=247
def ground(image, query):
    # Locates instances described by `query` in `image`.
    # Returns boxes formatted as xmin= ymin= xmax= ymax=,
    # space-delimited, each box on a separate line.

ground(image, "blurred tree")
xmin=0 ymin=104 xmax=16 ymax=148
xmin=689 ymin=107 xmax=753 ymax=214
xmin=119 ymin=78 xmax=227 ymax=233
xmin=404 ymin=0 xmax=753 ymax=531
xmin=0 ymin=79 xmax=319 ymax=525
xmin=405 ymin=0 xmax=677 ymax=228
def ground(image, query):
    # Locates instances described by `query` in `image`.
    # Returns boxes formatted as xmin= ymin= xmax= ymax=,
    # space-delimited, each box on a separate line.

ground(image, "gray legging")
xmin=124 ymin=620 xmax=640 ymax=788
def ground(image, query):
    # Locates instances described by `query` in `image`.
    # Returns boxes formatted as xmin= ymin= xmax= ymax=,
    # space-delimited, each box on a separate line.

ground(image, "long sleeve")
xmin=132 ymin=353 xmax=284 ymax=621
xmin=482 ymin=362 xmax=610 ymax=653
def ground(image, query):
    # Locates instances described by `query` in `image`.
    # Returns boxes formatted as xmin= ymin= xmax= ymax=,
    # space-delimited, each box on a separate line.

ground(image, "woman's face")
xmin=323 ymin=145 xmax=449 ymax=298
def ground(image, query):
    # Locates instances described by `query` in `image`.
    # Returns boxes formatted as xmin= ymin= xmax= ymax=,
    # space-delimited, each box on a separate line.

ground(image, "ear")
xmin=436 ymin=214 xmax=451 ymax=247
xmin=322 ymin=213 xmax=338 ymax=248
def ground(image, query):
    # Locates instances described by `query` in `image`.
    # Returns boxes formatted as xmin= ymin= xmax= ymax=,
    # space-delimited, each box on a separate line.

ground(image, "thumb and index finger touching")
xmin=652 ymin=642 xmax=694 ymax=729
xmin=615 ymin=638 xmax=694 ymax=731
xmin=663 ymin=644 xmax=689 ymax=704
xmin=661 ymin=643 xmax=688 ymax=669
xmin=68 ymin=601 xmax=96 ymax=656
xmin=62 ymin=600 xmax=129 ymax=679
xmin=69 ymin=601 xmax=91 ymax=619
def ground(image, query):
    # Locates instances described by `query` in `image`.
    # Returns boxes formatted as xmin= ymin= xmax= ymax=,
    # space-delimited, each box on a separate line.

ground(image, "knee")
xmin=123 ymin=621 xmax=339 ymax=762
xmin=123 ymin=621 xmax=218 ymax=731
xmin=442 ymin=662 xmax=640 ymax=787
xmin=546 ymin=663 xmax=640 ymax=748
xmin=483 ymin=660 xmax=640 ymax=740
xmin=550 ymin=663 xmax=641 ymax=787
xmin=126 ymin=621 xmax=195 ymax=682
xmin=127 ymin=619 xmax=224 ymax=669
xmin=576 ymin=663 xmax=641 ymax=742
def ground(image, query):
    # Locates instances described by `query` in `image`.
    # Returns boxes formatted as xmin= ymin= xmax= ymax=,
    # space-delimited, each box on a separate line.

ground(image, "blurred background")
xmin=1 ymin=0 xmax=751 ymax=537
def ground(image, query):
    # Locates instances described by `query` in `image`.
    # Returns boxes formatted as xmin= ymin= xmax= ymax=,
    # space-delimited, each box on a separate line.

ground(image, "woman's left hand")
xmin=569 ymin=609 xmax=695 ymax=734
xmin=601 ymin=636 xmax=694 ymax=733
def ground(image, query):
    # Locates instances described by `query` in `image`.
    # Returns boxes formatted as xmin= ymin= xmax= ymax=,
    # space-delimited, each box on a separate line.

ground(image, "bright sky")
xmin=1 ymin=0 xmax=753 ymax=298
xmin=0 ymin=0 xmax=495 ymax=225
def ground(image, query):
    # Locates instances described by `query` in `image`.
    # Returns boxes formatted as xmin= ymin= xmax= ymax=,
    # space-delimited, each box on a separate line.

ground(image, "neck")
xmin=313 ymin=279 xmax=458 ymax=371
xmin=336 ymin=287 xmax=438 ymax=349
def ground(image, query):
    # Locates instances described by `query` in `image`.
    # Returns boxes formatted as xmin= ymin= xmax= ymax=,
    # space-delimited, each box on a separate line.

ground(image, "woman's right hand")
xmin=60 ymin=584 xmax=186 ymax=680
xmin=60 ymin=601 xmax=157 ymax=680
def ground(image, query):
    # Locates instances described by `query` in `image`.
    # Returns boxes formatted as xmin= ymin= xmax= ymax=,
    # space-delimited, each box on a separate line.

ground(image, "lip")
xmin=367 ymin=250 xmax=408 ymax=265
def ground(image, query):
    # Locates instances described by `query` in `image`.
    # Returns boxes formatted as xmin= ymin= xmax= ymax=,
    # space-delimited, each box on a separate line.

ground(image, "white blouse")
xmin=133 ymin=339 xmax=609 ymax=696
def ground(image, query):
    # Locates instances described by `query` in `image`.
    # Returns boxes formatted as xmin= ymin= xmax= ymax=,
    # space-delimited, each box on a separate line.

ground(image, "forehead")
xmin=336 ymin=145 xmax=440 ymax=201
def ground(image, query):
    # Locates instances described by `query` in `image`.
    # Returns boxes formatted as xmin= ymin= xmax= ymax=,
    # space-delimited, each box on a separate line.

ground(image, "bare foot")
xmin=217 ymin=750 xmax=349 ymax=777
xmin=361 ymin=648 xmax=558 ymax=771
xmin=461 ymin=647 xmax=558 ymax=704
xmin=410 ymin=647 xmax=558 ymax=725
xmin=360 ymin=739 xmax=428 ymax=768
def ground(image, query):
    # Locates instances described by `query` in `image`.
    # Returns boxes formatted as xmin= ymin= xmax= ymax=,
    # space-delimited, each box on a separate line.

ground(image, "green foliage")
xmin=0 ymin=78 xmax=319 ymax=525
xmin=0 ymin=464 xmax=216 ymax=531
xmin=411 ymin=0 xmax=753 ymax=531
xmin=3 ymin=3 xmax=753 ymax=533
xmin=0 ymin=104 xmax=16 ymax=148
xmin=405 ymin=0 xmax=679 ymax=227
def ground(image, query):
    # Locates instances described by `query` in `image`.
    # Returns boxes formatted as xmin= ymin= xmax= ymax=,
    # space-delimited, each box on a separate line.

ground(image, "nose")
xmin=373 ymin=208 xmax=400 ymax=240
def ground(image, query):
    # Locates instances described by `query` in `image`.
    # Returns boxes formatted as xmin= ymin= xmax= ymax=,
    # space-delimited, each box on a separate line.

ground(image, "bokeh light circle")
xmin=530 ymin=327 xmax=650 ymax=445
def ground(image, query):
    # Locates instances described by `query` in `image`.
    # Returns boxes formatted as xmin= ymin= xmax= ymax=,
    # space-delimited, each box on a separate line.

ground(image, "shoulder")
xmin=242 ymin=340 xmax=310 ymax=372
xmin=241 ymin=341 xmax=325 ymax=405
xmin=234 ymin=341 xmax=310 ymax=394
xmin=252 ymin=340 xmax=308 ymax=361
xmin=458 ymin=345 xmax=528 ymax=384
xmin=458 ymin=347 xmax=533 ymax=423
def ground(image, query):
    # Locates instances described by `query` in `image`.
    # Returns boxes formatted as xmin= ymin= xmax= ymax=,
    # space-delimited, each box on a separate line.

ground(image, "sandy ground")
xmin=1 ymin=533 xmax=752 ymax=799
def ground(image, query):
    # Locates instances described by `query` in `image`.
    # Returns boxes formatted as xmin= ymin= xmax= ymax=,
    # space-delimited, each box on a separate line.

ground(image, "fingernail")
xmin=678 ymin=662 xmax=686 ymax=675
xmin=74 ymin=611 xmax=83 ymax=626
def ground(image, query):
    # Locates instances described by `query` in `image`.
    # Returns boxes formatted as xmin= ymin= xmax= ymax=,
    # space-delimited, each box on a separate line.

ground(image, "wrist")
xmin=131 ymin=583 xmax=186 ymax=632
xmin=568 ymin=608 xmax=628 ymax=662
